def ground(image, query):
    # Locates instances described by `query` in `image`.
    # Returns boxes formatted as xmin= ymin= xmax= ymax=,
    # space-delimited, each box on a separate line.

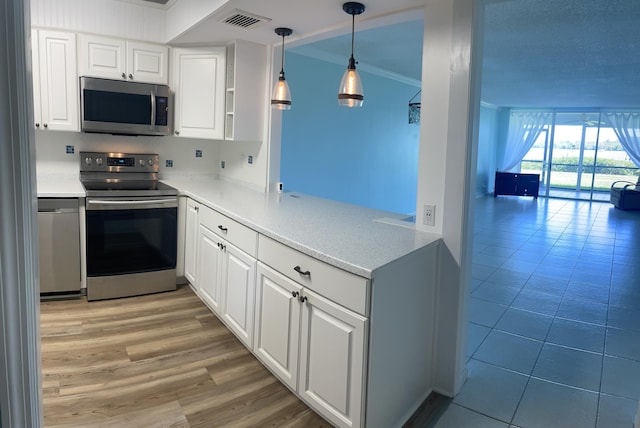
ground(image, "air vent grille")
xmin=224 ymin=13 xmax=261 ymax=28
xmin=216 ymin=9 xmax=271 ymax=30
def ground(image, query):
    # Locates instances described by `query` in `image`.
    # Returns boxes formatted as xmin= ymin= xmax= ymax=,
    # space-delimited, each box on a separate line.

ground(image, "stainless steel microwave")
xmin=80 ymin=76 xmax=172 ymax=136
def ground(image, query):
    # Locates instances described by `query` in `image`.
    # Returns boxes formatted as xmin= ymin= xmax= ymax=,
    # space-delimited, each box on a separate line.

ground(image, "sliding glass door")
xmin=520 ymin=111 xmax=639 ymax=200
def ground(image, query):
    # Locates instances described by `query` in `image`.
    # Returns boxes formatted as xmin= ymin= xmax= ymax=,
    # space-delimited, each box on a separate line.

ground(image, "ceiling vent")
xmin=217 ymin=9 xmax=271 ymax=30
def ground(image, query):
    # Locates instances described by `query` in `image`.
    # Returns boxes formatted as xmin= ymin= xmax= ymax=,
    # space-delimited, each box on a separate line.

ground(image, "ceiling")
xmin=167 ymin=0 xmax=640 ymax=109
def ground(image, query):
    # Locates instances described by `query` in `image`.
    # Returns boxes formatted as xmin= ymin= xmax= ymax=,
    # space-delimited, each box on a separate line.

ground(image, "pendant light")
xmin=271 ymin=27 xmax=293 ymax=110
xmin=338 ymin=2 xmax=365 ymax=108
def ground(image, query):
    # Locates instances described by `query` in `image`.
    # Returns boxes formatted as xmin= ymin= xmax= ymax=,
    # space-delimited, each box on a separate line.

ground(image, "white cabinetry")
xmin=78 ymin=35 xmax=168 ymax=84
xmin=221 ymin=241 xmax=256 ymax=347
xmin=31 ymin=29 xmax=79 ymax=132
xmin=254 ymin=263 xmax=302 ymax=391
xmin=197 ymin=224 xmax=224 ymax=313
xmin=224 ymin=41 xmax=266 ymax=141
xmin=181 ymin=194 xmax=439 ymax=428
xmin=185 ymin=198 xmax=258 ymax=348
xmin=172 ymin=47 xmax=226 ymax=140
xmin=183 ymin=198 xmax=199 ymax=285
xmin=255 ymin=236 xmax=368 ymax=428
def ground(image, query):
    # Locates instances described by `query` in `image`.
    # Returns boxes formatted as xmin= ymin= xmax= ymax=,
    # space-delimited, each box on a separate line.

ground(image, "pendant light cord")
xmin=348 ymin=11 xmax=356 ymax=69
xmin=279 ymin=34 xmax=286 ymax=80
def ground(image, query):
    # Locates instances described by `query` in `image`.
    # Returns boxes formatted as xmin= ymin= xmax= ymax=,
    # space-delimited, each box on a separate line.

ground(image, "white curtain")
xmin=500 ymin=111 xmax=551 ymax=172
xmin=603 ymin=112 xmax=640 ymax=168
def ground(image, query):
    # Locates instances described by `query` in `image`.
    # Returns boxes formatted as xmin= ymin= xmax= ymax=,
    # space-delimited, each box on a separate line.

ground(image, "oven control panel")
xmin=80 ymin=152 xmax=159 ymax=173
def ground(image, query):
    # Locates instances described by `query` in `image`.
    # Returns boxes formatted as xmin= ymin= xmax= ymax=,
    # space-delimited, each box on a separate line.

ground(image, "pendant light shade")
xmin=271 ymin=27 xmax=293 ymax=110
xmin=338 ymin=2 xmax=365 ymax=108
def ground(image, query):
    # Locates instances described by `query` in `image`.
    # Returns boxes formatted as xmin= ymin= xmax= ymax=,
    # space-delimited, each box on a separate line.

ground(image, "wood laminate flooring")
xmin=40 ymin=284 xmax=332 ymax=428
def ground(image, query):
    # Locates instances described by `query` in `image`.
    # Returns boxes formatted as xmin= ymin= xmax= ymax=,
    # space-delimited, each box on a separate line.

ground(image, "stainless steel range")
xmin=80 ymin=152 xmax=178 ymax=301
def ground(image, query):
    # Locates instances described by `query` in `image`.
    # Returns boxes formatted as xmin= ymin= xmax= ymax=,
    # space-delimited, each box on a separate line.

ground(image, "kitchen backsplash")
xmin=35 ymin=131 xmax=220 ymax=178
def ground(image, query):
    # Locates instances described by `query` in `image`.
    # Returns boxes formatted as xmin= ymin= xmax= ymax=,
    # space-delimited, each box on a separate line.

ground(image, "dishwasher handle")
xmin=38 ymin=208 xmax=78 ymax=214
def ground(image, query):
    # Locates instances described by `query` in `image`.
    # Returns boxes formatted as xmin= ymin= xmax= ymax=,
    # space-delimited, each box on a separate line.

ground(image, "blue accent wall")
xmin=280 ymin=52 xmax=420 ymax=215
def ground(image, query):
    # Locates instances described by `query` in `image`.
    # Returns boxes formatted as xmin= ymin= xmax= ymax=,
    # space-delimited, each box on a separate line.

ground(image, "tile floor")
xmin=430 ymin=195 xmax=640 ymax=428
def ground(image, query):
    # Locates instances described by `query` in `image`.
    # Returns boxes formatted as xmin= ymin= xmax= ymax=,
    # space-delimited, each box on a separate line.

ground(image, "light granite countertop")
xmin=162 ymin=175 xmax=441 ymax=279
xmin=36 ymin=174 xmax=85 ymax=197
xmin=34 ymin=171 xmax=441 ymax=279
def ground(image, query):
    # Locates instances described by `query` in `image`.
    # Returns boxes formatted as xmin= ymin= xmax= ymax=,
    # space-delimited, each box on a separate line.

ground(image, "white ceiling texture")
xmin=169 ymin=0 xmax=640 ymax=109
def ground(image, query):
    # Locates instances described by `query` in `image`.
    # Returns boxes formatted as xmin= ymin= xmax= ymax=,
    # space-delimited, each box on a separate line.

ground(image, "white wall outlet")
xmin=423 ymin=204 xmax=436 ymax=226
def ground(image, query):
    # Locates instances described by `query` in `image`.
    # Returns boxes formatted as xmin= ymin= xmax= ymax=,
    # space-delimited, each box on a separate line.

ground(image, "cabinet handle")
xmin=293 ymin=266 xmax=310 ymax=277
xmin=35 ymin=123 xmax=40 ymax=128
xmin=217 ymin=242 xmax=226 ymax=250
xmin=218 ymin=225 xmax=228 ymax=232
xmin=121 ymin=72 xmax=126 ymax=79
xmin=128 ymin=73 xmax=133 ymax=79
xmin=291 ymin=291 xmax=299 ymax=298
xmin=175 ymin=130 xmax=180 ymax=136
xmin=299 ymin=295 xmax=308 ymax=303
xmin=43 ymin=123 xmax=48 ymax=128
xmin=195 ymin=206 xmax=199 ymax=212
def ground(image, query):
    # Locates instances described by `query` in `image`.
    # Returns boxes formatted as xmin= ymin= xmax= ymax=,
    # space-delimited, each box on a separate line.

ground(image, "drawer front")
xmin=258 ymin=235 xmax=369 ymax=316
xmin=199 ymin=204 xmax=257 ymax=256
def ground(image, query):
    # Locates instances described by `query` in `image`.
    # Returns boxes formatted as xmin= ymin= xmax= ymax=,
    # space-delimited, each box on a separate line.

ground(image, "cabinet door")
xmin=127 ymin=41 xmax=168 ymax=84
xmin=221 ymin=243 xmax=256 ymax=347
xmin=172 ymin=47 xmax=226 ymax=139
xmin=254 ymin=263 xmax=302 ymax=390
xmin=197 ymin=225 xmax=224 ymax=314
xmin=31 ymin=29 xmax=42 ymax=128
xmin=299 ymin=288 xmax=367 ymax=428
xmin=78 ymin=35 xmax=126 ymax=80
xmin=37 ymin=30 xmax=79 ymax=131
xmin=183 ymin=199 xmax=199 ymax=285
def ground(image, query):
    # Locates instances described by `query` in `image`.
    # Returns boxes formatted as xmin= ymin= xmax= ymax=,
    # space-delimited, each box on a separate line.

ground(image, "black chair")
xmin=610 ymin=175 xmax=640 ymax=210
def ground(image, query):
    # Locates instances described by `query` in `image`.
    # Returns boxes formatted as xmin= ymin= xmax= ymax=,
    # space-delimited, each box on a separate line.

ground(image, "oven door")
xmin=86 ymin=197 xmax=177 ymax=278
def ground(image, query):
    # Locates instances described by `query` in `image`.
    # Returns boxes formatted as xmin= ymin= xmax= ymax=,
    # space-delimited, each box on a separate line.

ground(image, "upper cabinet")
xmin=78 ymin=35 xmax=169 ymax=85
xmin=32 ymin=29 xmax=79 ymax=132
xmin=225 ymin=41 xmax=266 ymax=142
xmin=171 ymin=46 xmax=226 ymax=140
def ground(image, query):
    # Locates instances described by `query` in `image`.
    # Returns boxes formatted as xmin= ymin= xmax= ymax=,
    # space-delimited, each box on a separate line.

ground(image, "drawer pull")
xmin=293 ymin=266 xmax=311 ymax=277
xmin=299 ymin=295 xmax=308 ymax=303
xmin=291 ymin=291 xmax=299 ymax=298
xmin=218 ymin=225 xmax=228 ymax=232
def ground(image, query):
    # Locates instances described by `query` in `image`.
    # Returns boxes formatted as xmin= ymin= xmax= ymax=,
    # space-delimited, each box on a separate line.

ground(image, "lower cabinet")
xmin=189 ymin=200 xmax=257 ymax=349
xmin=221 ymin=243 xmax=256 ymax=348
xmin=196 ymin=224 xmax=224 ymax=313
xmin=182 ymin=197 xmax=437 ymax=428
xmin=254 ymin=262 xmax=367 ymax=428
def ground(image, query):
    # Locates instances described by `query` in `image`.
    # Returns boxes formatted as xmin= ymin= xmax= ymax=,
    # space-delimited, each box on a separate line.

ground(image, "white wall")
xmin=476 ymin=103 xmax=501 ymax=196
xmin=34 ymin=131 xmax=220 ymax=178
xmin=31 ymin=0 xmax=166 ymax=42
xmin=415 ymin=0 xmax=481 ymax=396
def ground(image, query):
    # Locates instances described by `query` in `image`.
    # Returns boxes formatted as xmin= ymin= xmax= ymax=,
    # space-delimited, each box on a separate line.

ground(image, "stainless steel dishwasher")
xmin=38 ymin=198 xmax=81 ymax=295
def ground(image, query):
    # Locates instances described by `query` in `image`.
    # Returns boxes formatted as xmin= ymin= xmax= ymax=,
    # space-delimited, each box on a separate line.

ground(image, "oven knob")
xmin=95 ymin=157 xmax=103 ymax=165
xmin=84 ymin=157 xmax=92 ymax=165
xmin=139 ymin=159 xmax=145 ymax=167
xmin=147 ymin=159 xmax=154 ymax=166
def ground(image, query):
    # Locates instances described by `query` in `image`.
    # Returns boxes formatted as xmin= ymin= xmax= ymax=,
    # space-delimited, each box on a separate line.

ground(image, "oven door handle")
xmin=87 ymin=198 xmax=177 ymax=210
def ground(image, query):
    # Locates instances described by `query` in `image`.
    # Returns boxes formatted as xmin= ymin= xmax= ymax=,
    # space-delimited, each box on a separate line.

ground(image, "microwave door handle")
xmin=150 ymin=90 xmax=156 ymax=130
